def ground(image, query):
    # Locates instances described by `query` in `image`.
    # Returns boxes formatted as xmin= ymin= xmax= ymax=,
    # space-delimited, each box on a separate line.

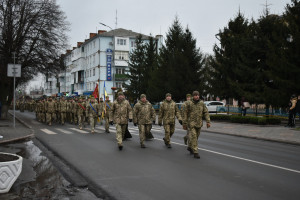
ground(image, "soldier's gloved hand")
xmin=179 ymin=120 xmax=183 ymax=125
xmin=207 ymin=123 xmax=211 ymax=128
xmin=134 ymin=123 xmax=137 ymax=126
xmin=109 ymin=121 xmax=114 ymax=125
xmin=158 ymin=122 xmax=162 ymax=126
xmin=129 ymin=119 xmax=133 ymax=122
xmin=152 ymin=121 xmax=155 ymax=125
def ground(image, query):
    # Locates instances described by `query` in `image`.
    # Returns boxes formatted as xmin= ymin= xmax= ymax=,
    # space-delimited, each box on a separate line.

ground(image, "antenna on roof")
xmin=115 ymin=10 xmax=118 ymax=29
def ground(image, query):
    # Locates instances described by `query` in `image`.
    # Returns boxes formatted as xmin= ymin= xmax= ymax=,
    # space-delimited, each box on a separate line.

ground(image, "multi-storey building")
xmin=45 ymin=28 xmax=163 ymax=100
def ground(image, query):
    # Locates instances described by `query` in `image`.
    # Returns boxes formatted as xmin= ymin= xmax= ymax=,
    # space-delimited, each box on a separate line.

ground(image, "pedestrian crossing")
xmin=39 ymin=126 xmax=163 ymax=135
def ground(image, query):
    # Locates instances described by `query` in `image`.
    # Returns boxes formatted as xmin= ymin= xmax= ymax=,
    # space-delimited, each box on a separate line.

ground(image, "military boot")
xmin=118 ymin=145 xmax=123 ymax=151
xmin=187 ymin=147 xmax=193 ymax=154
xmin=194 ymin=153 xmax=200 ymax=159
xmin=141 ymin=143 xmax=146 ymax=148
xmin=183 ymin=136 xmax=188 ymax=145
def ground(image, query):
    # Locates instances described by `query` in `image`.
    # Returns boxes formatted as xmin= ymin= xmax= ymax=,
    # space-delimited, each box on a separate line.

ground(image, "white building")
xmin=44 ymin=28 xmax=163 ymax=100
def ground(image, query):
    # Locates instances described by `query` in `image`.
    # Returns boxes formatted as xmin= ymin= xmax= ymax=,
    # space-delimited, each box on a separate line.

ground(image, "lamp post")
xmin=99 ymin=22 xmax=116 ymax=100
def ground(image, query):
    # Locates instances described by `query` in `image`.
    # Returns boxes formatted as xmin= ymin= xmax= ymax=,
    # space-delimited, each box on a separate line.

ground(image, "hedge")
xmin=209 ymin=114 xmax=281 ymax=125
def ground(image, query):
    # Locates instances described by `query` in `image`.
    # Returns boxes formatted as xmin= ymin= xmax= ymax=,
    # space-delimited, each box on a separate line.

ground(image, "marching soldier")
xmin=86 ymin=97 xmax=102 ymax=133
xmin=104 ymin=96 xmax=113 ymax=133
xmin=72 ymin=98 xmax=78 ymax=125
xmin=109 ymin=92 xmax=133 ymax=150
xmin=99 ymin=97 xmax=104 ymax=125
xmin=181 ymin=94 xmax=192 ymax=145
xmin=60 ymin=97 xmax=67 ymax=125
xmin=67 ymin=98 xmax=73 ymax=123
xmin=40 ymin=99 xmax=46 ymax=123
xmin=158 ymin=93 xmax=182 ymax=148
xmin=133 ymin=94 xmax=156 ymax=148
xmin=45 ymin=97 xmax=56 ymax=126
xmin=77 ymin=97 xmax=87 ymax=130
xmin=182 ymin=91 xmax=211 ymax=159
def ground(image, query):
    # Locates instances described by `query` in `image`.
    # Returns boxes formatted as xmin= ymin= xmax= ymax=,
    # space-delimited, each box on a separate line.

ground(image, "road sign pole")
xmin=13 ymin=52 xmax=16 ymax=128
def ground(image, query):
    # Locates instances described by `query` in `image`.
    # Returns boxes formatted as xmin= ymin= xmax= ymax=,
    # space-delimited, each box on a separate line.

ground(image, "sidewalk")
xmin=0 ymin=111 xmax=34 ymax=144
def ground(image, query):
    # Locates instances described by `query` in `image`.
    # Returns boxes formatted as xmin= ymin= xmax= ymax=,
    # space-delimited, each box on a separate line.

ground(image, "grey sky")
xmin=56 ymin=0 xmax=290 ymax=54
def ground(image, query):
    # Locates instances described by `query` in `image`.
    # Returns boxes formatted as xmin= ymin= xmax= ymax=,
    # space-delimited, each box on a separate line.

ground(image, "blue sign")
xmin=106 ymin=49 xmax=113 ymax=54
xmin=107 ymin=55 xmax=112 ymax=81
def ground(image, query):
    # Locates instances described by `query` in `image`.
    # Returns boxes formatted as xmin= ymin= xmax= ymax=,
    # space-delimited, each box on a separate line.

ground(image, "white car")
xmin=204 ymin=101 xmax=226 ymax=113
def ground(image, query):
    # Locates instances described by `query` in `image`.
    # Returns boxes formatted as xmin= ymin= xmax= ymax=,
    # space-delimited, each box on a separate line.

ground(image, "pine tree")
xmin=125 ymin=35 xmax=147 ymax=101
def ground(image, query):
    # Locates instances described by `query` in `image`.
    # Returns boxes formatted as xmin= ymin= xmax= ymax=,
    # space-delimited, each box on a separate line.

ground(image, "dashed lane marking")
xmin=55 ymin=128 xmax=73 ymax=134
xmin=69 ymin=128 xmax=89 ymax=134
xmin=40 ymin=129 xmax=57 ymax=135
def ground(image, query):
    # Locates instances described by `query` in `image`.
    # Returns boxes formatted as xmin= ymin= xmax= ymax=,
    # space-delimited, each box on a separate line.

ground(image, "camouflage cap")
xmin=140 ymin=94 xmax=146 ymax=99
xmin=165 ymin=93 xmax=172 ymax=97
xmin=186 ymin=94 xmax=192 ymax=98
xmin=192 ymin=91 xmax=200 ymax=96
xmin=106 ymin=96 xmax=109 ymax=98
xmin=118 ymin=92 xmax=124 ymax=96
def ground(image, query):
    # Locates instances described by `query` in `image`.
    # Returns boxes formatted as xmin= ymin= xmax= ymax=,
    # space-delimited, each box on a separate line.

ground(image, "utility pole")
xmin=12 ymin=52 xmax=16 ymax=128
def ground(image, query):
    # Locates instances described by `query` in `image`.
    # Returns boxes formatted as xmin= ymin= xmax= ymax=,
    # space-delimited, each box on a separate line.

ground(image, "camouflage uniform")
xmin=109 ymin=93 xmax=133 ymax=149
xmin=133 ymin=95 xmax=156 ymax=147
xmin=158 ymin=93 xmax=182 ymax=147
xmin=86 ymin=98 xmax=102 ymax=133
xmin=99 ymin=98 xmax=104 ymax=125
xmin=40 ymin=100 xmax=46 ymax=123
xmin=72 ymin=99 xmax=78 ymax=124
xmin=77 ymin=98 xmax=87 ymax=130
xmin=181 ymin=94 xmax=192 ymax=146
xmin=67 ymin=99 xmax=73 ymax=123
xmin=45 ymin=98 xmax=56 ymax=125
xmin=104 ymin=97 xmax=113 ymax=133
xmin=183 ymin=92 xmax=210 ymax=157
xmin=60 ymin=98 xmax=67 ymax=125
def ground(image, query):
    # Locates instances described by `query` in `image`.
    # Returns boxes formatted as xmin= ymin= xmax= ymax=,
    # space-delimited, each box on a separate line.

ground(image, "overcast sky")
xmin=28 ymin=0 xmax=291 ymax=91
xmin=56 ymin=0 xmax=290 ymax=54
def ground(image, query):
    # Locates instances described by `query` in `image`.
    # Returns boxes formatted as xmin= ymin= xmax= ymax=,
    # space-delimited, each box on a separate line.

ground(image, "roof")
xmin=100 ymin=28 xmax=150 ymax=39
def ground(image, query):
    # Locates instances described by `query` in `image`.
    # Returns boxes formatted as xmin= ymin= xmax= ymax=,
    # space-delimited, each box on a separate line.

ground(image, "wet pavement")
xmin=0 ymin=140 xmax=100 ymax=200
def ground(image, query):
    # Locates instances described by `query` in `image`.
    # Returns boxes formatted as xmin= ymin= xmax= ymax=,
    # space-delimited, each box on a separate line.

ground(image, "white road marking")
xmin=55 ymin=128 xmax=73 ymax=134
xmin=130 ymin=132 xmax=300 ymax=174
xmin=69 ymin=128 xmax=89 ymax=134
xmin=40 ymin=129 xmax=57 ymax=135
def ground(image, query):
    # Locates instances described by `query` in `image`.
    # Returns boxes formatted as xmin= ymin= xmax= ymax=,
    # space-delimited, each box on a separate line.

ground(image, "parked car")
xmin=204 ymin=101 xmax=226 ymax=113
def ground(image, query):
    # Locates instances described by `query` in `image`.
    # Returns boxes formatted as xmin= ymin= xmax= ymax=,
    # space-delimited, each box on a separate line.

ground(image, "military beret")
xmin=186 ymin=94 xmax=192 ymax=98
xmin=140 ymin=94 xmax=146 ymax=99
xmin=192 ymin=91 xmax=200 ymax=96
xmin=166 ymin=93 xmax=172 ymax=97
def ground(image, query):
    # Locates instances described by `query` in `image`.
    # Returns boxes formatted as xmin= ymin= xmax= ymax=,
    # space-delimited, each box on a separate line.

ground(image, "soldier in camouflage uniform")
xmin=67 ymin=99 xmax=73 ymax=123
xmin=182 ymin=91 xmax=211 ymax=159
xmin=40 ymin=99 xmax=46 ymax=123
xmin=181 ymin=94 xmax=192 ymax=145
xmin=158 ymin=93 xmax=182 ymax=148
xmin=86 ymin=97 xmax=102 ymax=133
xmin=45 ymin=97 xmax=56 ymax=126
xmin=104 ymin=96 xmax=113 ymax=133
xmin=133 ymin=94 xmax=156 ymax=148
xmin=60 ymin=97 xmax=67 ymax=125
xmin=99 ymin=97 xmax=104 ymax=125
xmin=77 ymin=97 xmax=87 ymax=130
xmin=72 ymin=98 xmax=78 ymax=125
xmin=109 ymin=92 xmax=133 ymax=150
xmin=54 ymin=98 xmax=59 ymax=123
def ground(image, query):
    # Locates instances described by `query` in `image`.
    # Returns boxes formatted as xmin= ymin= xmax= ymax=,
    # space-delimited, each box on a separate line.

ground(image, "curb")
xmin=203 ymin=129 xmax=300 ymax=146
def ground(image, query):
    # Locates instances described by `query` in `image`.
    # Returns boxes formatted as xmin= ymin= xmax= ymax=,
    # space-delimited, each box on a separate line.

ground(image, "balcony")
xmin=115 ymin=74 xmax=129 ymax=81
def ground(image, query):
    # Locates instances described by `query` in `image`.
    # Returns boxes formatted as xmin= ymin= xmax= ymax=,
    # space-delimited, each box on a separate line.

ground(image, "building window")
xmin=117 ymin=39 xmax=126 ymax=45
xmin=93 ymin=68 xmax=95 ymax=76
xmin=131 ymin=41 xmax=136 ymax=48
xmin=115 ymin=51 xmax=129 ymax=60
xmin=116 ymin=82 xmax=123 ymax=88
xmin=116 ymin=68 xmax=125 ymax=74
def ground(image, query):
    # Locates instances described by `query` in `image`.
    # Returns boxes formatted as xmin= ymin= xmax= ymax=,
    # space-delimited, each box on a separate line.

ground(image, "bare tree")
xmin=0 ymin=0 xmax=69 ymax=107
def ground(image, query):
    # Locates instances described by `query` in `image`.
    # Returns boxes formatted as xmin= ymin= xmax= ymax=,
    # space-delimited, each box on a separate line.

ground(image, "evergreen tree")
xmin=125 ymin=35 xmax=147 ymax=101
xmin=150 ymin=17 xmax=206 ymax=102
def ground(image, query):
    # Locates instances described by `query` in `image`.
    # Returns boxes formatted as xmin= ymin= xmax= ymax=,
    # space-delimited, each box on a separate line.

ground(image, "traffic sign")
xmin=7 ymin=64 xmax=21 ymax=77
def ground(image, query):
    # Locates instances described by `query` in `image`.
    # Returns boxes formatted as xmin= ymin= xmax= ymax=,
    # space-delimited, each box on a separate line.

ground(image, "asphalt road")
xmin=17 ymin=111 xmax=300 ymax=200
